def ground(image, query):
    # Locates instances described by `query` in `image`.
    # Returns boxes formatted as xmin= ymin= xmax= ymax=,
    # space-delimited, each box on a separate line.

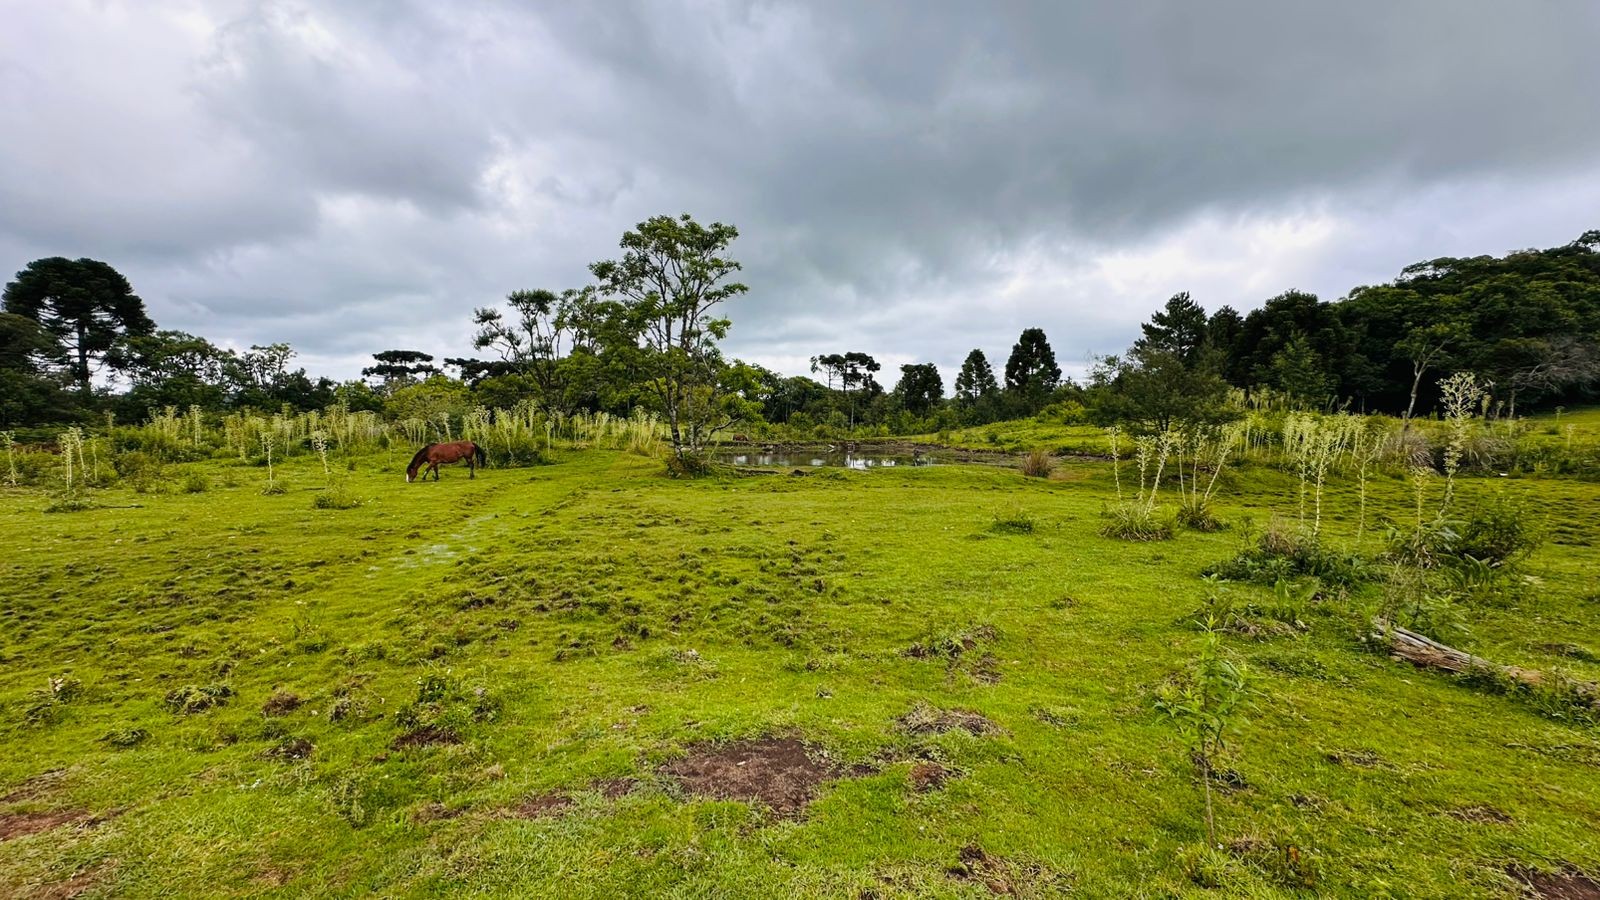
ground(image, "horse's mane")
xmin=406 ymin=444 xmax=434 ymax=473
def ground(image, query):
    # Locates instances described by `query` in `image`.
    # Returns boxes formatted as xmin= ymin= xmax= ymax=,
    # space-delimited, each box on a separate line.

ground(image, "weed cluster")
xmin=1020 ymin=449 xmax=1055 ymax=478
xmin=1204 ymin=519 xmax=1367 ymax=587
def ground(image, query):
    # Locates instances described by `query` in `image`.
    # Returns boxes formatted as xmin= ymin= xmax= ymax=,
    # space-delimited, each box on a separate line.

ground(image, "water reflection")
xmin=713 ymin=450 xmax=935 ymax=469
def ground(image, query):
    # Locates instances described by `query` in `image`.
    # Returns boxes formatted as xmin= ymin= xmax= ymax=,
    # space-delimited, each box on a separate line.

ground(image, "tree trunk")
xmin=75 ymin=322 xmax=91 ymax=392
xmin=1377 ymin=620 xmax=1600 ymax=707
xmin=1402 ymin=360 xmax=1424 ymax=433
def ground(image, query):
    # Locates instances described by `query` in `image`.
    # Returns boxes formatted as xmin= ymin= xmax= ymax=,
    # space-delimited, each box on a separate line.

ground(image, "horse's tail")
xmin=406 ymin=445 xmax=432 ymax=478
xmin=474 ymin=443 xmax=487 ymax=469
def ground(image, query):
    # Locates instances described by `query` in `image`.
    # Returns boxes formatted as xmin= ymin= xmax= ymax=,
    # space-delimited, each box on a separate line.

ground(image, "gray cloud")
xmin=3 ymin=0 xmax=1599 ymax=386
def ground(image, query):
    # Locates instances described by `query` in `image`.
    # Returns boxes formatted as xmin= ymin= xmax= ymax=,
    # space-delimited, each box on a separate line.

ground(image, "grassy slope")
xmin=1 ymin=442 xmax=1599 ymax=897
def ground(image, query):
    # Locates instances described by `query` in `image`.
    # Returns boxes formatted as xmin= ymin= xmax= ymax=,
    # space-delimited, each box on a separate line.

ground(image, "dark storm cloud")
xmin=3 ymin=0 xmax=1599 ymax=382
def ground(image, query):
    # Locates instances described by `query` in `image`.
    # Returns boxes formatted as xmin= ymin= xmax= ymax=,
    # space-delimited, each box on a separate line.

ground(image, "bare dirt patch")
xmin=508 ymin=792 xmax=573 ymax=819
xmin=898 ymin=703 xmax=1002 ymax=737
xmin=946 ymin=845 xmax=1015 ymax=895
xmin=591 ymin=777 xmax=639 ymax=799
xmin=391 ymin=727 xmax=460 ymax=750
xmin=28 ymin=862 xmax=112 ymax=900
xmin=411 ymin=801 xmax=466 ymax=824
xmin=908 ymin=762 xmax=952 ymax=792
xmin=0 ymin=809 xmax=89 ymax=842
xmin=261 ymin=691 xmax=302 ymax=717
xmin=661 ymin=736 xmax=850 ymax=817
xmin=1 ymin=770 xmax=68 ymax=803
xmin=1509 ymin=866 xmax=1600 ymax=899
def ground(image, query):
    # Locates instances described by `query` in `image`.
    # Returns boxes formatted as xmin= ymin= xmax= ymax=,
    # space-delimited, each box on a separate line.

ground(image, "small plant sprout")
xmin=312 ymin=430 xmax=332 ymax=479
xmin=1106 ymin=425 xmax=1124 ymax=502
xmin=260 ymin=430 xmax=279 ymax=494
xmin=59 ymin=427 xmax=84 ymax=497
xmin=1158 ymin=615 xmax=1252 ymax=847
xmin=2 ymin=430 xmax=17 ymax=487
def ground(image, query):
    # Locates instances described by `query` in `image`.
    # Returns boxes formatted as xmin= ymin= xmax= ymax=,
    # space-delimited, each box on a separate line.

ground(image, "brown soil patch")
xmin=908 ymin=762 xmax=951 ymax=792
xmin=509 ymin=792 xmax=573 ymax=819
xmin=1510 ymin=866 xmax=1600 ymax=900
xmin=391 ymin=727 xmax=460 ymax=750
xmin=899 ymin=703 xmax=1001 ymax=737
xmin=0 ymin=809 xmax=89 ymax=842
xmin=1 ymin=770 xmax=67 ymax=803
xmin=261 ymin=691 xmax=302 ymax=717
xmin=591 ymin=777 xmax=639 ymax=799
xmin=661 ymin=736 xmax=847 ymax=817
xmin=1446 ymin=805 xmax=1512 ymax=824
xmin=946 ymin=845 xmax=1015 ymax=895
xmin=29 ymin=862 xmax=111 ymax=900
xmin=411 ymin=801 xmax=465 ymax=824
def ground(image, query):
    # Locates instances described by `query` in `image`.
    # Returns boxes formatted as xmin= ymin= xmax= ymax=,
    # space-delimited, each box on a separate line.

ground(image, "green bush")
xmin=1177 ymin=496 xmax=1225 ymax=532
xmin=181 ymin=471 xmax=209 ymax=494
xmin=664 ymin=453 xmax=715 ymax=478
xmin=1454 ymin=491 xmax=1544 ymax=567
xmin=1020 ymin=449 xmax=1055 ymax=478
xmin=1100 ymin=502 xmax=1173 ymax=541
xmin=1205 ymin=521 xmax=1367 ymax=586
xmin=312 ymin=481 xmax=362 ymax=509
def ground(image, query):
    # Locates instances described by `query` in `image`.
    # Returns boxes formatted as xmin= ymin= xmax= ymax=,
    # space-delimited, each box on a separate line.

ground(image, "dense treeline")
xmin=4 ymin=225 xmax=1598 ymax=440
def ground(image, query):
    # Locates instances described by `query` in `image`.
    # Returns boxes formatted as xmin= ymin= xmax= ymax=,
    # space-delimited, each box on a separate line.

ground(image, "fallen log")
xmin=1375 ymin=619 xmax=1600 ymax=707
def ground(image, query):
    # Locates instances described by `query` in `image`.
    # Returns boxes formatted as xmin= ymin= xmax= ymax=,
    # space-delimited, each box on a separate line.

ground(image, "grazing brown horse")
xmin=406 ymin=441 xmax=487 ymax=482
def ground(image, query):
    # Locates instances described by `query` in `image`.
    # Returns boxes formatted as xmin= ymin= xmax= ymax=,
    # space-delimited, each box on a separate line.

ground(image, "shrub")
xmin=43 ymin=496 xmax=96 ymax=514
xmin=393 ymin=669 xmax=499 ymax=736
xmin=181 ymin=471 xmax=209 ymax=493
xmin=990 ymin=504 xmax=1037 ymax=534
xmin=1454 ymin=491 xmax=1543 ymax=567
xmin=664 ymin=454 xmax=715 ymax=478
xmin=1100 ymin=502 xmax=1173 ymax=541
xmin=261 ymin=479 xmax=288 ymax=496
xmin=312 ymin=481 xmax=362 ymax=510
xmin=1177 ymin=496 xmax=1225 ymax=532
xmin=1204 ymin=520 xmax=1367 ymax=587
xmin=484 ymin=433 xmax=553 ymax=468
xmin=1020 ymin=449 xmax=1055 ymax=479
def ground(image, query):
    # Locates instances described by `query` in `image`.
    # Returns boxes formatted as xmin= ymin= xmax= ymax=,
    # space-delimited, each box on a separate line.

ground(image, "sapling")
xmin=1437 ymin=372 xmax=1485 ymax=513
xmin=261 ymin=430 xmax=279 ymax=493
xmin=1158 ymin=615 xmax=1251 ymax=846
xmin=3 ymin=430 xmax=17 ymax=487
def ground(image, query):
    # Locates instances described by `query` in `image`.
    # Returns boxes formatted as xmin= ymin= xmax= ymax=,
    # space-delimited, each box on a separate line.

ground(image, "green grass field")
xmin=3 ymin=436 xmax=1599 ymax=897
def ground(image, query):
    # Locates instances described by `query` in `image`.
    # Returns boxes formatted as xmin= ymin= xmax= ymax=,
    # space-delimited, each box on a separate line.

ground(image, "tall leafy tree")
xmin=1088 ymin=348 xmax=1234 ymax=434
xmin=467 ymin=287 xmax=599 ymax=412
xmin=1004 ymin=327 xmax=1061 ymax=409
xmin=0 ymin=312 xmax=74 ymax=426
xmin=110 ymin=330 xmax=231 ymax=412
xmin=1267 ymin=331 xmax=1331 ymax=408
xmin=1134 ymin=292 xmax=1208 ymax=365
xmin=590 ymin=214 xmax=749 ymax=455
xmin=810 ymin=351 xmax=881 ymax=428
xmin=894 ymin=363 xmax=944 ymax=416
xmin=954 ymin=348 xmax=999 ymax=405
xmin=362 ymin=350 xmax=440 ymax=391
xmin=3 ymin=257 xmax=154 ymax=391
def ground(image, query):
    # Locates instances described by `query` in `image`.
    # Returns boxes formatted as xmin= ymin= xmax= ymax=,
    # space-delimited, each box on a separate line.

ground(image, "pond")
xmin=711 ymin=449 xmax=937 ymax=470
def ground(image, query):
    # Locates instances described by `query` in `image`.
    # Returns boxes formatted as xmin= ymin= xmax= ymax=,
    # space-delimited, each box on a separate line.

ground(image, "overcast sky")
xmin=4 ymin=1 xmax=1600 ymax=386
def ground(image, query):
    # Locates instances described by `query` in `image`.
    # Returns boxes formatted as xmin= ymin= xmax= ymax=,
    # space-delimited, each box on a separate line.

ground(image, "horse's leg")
xmin=469 ymin=455 xmax=475 ymax=479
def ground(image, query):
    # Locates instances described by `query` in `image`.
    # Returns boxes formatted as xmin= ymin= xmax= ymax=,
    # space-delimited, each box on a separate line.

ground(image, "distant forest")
xmin=4 ymin=222 xmax=1599 ymax=439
